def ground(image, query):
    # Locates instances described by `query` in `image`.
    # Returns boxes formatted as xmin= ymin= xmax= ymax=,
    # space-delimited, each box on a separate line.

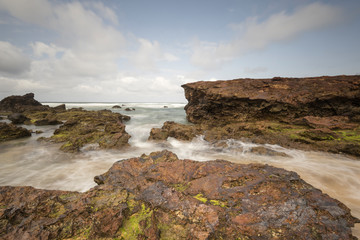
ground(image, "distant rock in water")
xmin=0 ymin=122 xmax=31 ymax=141
xmin=0 ymin=150 xmax=358 ymax=239
xmin=0 ymin=93 xmax=46 ymax=113
xmin=182 ymin=75 xmax=360 ymax=124
xmin=112 ymin=105 xmax=121 ymax=109
xmin=125 ymin=107 xmax=135 ymax=111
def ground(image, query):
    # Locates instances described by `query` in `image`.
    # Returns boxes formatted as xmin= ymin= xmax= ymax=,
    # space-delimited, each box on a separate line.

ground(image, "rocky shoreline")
xmin=150 ymin=75 xmax=360 ymax=158
xmin=1 ymin=75 xmax=360 ymax=239
xmin=1 ymin=150 xmax=359 ymax=239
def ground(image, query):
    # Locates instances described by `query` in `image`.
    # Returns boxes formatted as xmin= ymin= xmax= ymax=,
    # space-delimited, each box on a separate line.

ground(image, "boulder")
xmin=149 ymin=121 xmax=200 ymax=141
xmin=0 ymin=122 xmax=31 ymax=141
xmin=182 ymin=75 xmax=360 ymax=125
xmin=52 ymin=104 xmax=66 ymax=112
xmin=0 ymin=151 xmax=358 ymax=239
xmin=0 ymin=93 xmax=48 ymax=113
xmin=43 ymin=110 xmax=131 ymax=152
xmin=112 ymin=105 xmax=121 ymax=109
xmin=7 ymin=113 xmax=29 ymax=124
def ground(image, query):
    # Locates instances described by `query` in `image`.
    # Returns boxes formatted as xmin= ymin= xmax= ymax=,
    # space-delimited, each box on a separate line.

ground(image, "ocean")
xmin=0 ymin=102 xmax=359 ymax=235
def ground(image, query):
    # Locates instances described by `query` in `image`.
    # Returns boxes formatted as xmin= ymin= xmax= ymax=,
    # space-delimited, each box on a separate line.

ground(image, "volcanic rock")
xmin=0 ymin=150 xmax=358 ymax=239
xmin=0 ymin=93 xmax=48 ymax=113
xmin=7 ymin=113 xmax=29 ymax=124
xmin=0 ymin=122 xmax=31 ymax=142
xmin=177 ymin=75 xmax=360 ymax=157
xmin=42 ymin=109 xmax=131 ymax=152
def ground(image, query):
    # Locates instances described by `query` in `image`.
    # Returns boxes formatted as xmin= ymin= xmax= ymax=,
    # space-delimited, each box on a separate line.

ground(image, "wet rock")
xmin=125 ymin=107 xmax=135 ymax=111
xmin=0 ymin=122 xmax=31 ymax=141
xmin=112 ymin=105 xmax=121 ymax=109
xmin=1 ymin=151 xmax=358 ymax=239
xmin=178 ymin=75 xmax=360 ymax=157
xmin=7 ymin=113 xmax=29 ymax=124
xmin=250 ymin=146 xmax=291 ymax=157
xmin=43 ymin=110 xmax=131 ymax=152
xmin=149 ymin=121 xmax=200 ymax=141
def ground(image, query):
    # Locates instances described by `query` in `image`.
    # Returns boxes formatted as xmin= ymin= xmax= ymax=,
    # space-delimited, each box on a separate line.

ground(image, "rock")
xmin=250 ymin=146 xmax=291 ymax=157
xmin=112 ymin=105 xmax=121 ymax=109
xmin=178 ymin=75 xmax=360 ymax=157
xmin=182 ymin=75 xmax=360 ymax=125
xmin=43 ymin=110 xmax=131 ymax=152
xmin=7 ymin=113 xmax=29 ymax=124
xmin=0 ymin=93 xmax=48 ymax=113
xmin=1 ymin=151 xmax=358 ymax=239
xmin=0 ymin=122 xmax=31 ymax=141
xmin=52 ymin=104 xmax=66 ymax=112
xmin=125 ymin=107 xmax=135 ymax=111
xmin=295 ymin=115 xmax=358 ymax=130
xmin=149 ymin=121 xmax=200 ymax=141
xmin=164 ymin=106 xmax=168 ymax=108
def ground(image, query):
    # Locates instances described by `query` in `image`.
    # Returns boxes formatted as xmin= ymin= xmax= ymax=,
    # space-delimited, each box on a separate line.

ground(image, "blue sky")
xmin=0 ymin=0 xmax=359 ymax=102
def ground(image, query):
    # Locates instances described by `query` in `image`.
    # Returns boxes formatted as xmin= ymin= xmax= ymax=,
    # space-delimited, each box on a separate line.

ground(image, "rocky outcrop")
xmin=7 ymin=113 xmax=29 ymax=124
xmin=177 ymin=75 xmax=360 ymax=157
xmin=0 ymin=93 xmax=49 ymax=113
xmin=0 ymin=122 xmax=31 ymax=141
xmin=40 ymin=109 xmax=131 ymax=152
xmin=0 ymin=150 xmax=358 ymax=239
xmin=149 ymin=121 xmax=201 ymax=141
xmin=182 ymin=75 xmax=360 ymax=125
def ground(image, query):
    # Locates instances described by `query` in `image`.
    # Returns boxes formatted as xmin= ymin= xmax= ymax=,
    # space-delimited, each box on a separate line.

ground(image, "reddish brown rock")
xmin=149 ymin=121 xmax=200 ymax=141
xmin=182 ymin=75 xmax=360 ymax=125
xmin=296 ymin=115 xmax=358 ymax=130
xmin=0 ymin=122 xmax=31 ymax=142
xmin=1 ymin=150 xmax=358 ymax=239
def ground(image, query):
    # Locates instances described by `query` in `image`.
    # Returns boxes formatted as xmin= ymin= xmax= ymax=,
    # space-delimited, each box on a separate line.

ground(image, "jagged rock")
xmin=0 ymin=151 xmax=358 ymax=239
xmin=0 ymin=93 xmax=49 ymax=113
xmin=0 ymin=122 xmax=31 ymax=141
xmin=177 ymin=75 xmax=360 ymax=157
xmin=52 ymin=104 xmax=66 ymax=112
xmin=149 ymin=121 xmax=200 ymax=141
xmin=42 ymin=110 xmax=131 ymax=152
xmin=182 ymin=75 xmax=360 ymax=124
xmin=7 ymin=113 xmax=29 ymax=124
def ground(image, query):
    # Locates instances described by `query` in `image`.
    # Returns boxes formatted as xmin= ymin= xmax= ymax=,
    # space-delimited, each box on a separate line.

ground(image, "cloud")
xmin=191 ymin=2 xmax=342 ymax=70
xmin=129 ymin=38 xmax=178 ymax=71
xmin=0 ymin=41 xmax=30 ymax=75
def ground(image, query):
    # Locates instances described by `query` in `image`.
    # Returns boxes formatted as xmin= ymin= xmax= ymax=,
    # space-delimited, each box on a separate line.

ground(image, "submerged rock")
xmin=7 ymin=113 xmax=29 ymax=124
xmin=0 ymin=150 xmax=358 ymax=239
xmin=0 ymin=122 xmax=31 ymax=141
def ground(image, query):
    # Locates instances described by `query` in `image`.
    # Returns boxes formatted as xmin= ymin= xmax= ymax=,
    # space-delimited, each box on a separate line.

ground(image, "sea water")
xmin=0 ymin=102 xmax=359 ymax=236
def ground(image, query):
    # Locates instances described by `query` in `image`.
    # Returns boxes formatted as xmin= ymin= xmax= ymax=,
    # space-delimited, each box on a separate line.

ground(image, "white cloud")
xmin=191 ymin=2 xmax=342 ymax=70
xmin=130 ymin=38 xmax=178 ymax=71
xmin=0 ymin=41 xmax=30 ymax=75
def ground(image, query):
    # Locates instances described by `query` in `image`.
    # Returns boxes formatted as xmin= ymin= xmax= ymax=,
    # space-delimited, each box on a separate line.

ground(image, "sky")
xmin=0 ymin=0 xmax=359 ymax=102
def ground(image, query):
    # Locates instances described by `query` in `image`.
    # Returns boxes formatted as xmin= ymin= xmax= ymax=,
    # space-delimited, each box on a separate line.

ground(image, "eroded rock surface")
xmin=40 ymin=109 xmax=131 ymax=152
xmin=182 ymin=75 xmax=360 ymax=124
xmin=171 ymin=75 xmax=360 ymax=157
xmin=0 ymin=93 xmax=48 ymax=113
xmin=0 ymin=122 xmax=31 ymax=142
xmin=0 ymin=150 xmax=358 ymax=239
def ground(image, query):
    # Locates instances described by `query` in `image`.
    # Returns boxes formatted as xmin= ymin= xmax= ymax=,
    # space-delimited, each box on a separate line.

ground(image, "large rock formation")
xmin=153 ymin=75 xmax=360 ymax=157
xmin=0 ymin=150 xmax=358 ymax=239
xmin=182 ymin=75 xmax=360 ymax=125
xmin=0 ymin=122 xmax=31 ymax=142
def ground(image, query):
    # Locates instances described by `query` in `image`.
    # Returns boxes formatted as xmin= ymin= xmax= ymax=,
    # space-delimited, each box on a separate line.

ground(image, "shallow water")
xmin=1 ymin=102 xmax=359 ymax=236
